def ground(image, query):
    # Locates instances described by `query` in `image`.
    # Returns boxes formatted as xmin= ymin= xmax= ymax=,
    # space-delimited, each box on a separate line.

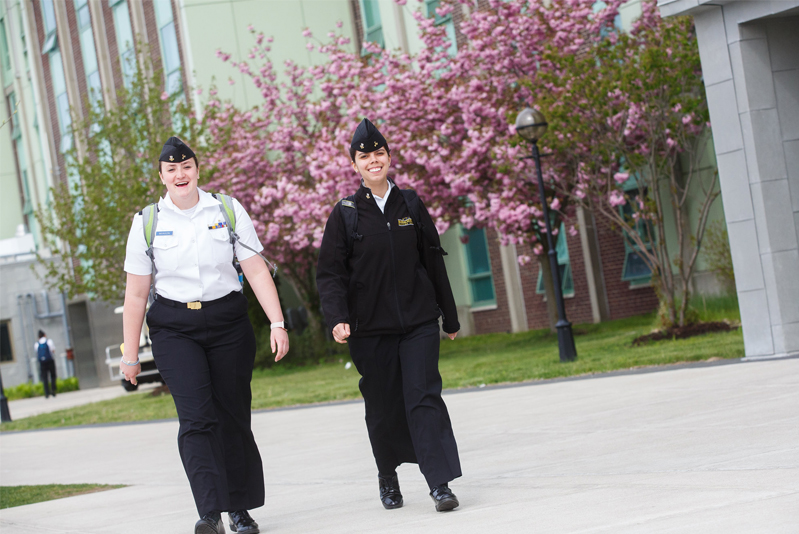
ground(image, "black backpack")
xmin=339 ymin=189 xmax=447 ymax=261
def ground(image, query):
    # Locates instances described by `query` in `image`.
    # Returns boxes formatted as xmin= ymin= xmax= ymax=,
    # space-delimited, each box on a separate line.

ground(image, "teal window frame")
xmin=463 ymin=227 xmax=497 ymax=308
xmin=536 ymin=223 xmax=575 ymax=297
xmin=359 ymin=0 xmax=384 ymax=50
xmin=1 ymin=6 xmax=12 ymax=87
xmin=424 ymin=0 xmax=457 ymax=56
xmin=618 ymin=180 xmax=654 ymax=285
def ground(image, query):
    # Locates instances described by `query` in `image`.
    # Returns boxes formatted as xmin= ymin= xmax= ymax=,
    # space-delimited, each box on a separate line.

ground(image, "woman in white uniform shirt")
xmin=122 ymin=137 xmax=288 ymax=534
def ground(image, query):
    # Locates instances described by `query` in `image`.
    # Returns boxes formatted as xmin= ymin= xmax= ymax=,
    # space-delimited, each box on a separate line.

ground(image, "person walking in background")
xmin=121 ymin=137 xmax=289 ymax=534
xmin=317 ymin=119 xmax=462 ymax=513
xmin=34 ymin=330 xmax=57 ymax=398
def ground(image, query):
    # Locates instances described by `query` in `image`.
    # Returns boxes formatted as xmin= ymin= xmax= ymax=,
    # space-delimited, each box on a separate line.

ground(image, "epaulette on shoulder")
xmin=341 ymin=199 xmax=356 ymax=209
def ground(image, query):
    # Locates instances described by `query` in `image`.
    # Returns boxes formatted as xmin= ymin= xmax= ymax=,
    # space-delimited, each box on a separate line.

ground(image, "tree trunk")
xmin=538 ymin=256 xmax=558 ymax=333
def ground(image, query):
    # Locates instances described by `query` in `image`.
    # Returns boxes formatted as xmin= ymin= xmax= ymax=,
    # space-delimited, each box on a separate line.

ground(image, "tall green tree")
xmin=36 ymin=68 xmax=204 ymax=301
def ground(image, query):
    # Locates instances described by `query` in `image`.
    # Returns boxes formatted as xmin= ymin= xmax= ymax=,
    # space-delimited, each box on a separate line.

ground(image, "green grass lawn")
xmin=0 ymin=302 xmax=743 ymax=433
xmin=0 ymin=484 xmax=125 ymax=509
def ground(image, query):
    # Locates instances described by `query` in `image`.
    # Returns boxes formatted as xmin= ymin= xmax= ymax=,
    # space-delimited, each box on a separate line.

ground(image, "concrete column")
xmin=52 ymin=0 xmax=85 ymax=159
xmin=88 ymin=0 xmax=117 ymax=110
xmin=669 ymin=0 xmax=799 ymax=358
xmin=577 ymin=206 xmax=610 ymax=324
xmin=499 ymin=242 xmax=528 ymax=333
xmin=391 ymin=1 xmax=409 ymax=54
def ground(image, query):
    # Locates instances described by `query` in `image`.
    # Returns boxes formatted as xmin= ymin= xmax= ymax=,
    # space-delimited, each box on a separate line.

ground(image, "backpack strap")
xmin=212 ymin=193 xmax=278 ymax=278
xmin=140 ymin=203 xmax=159 ymax=303
xmin=339 ymin=195 xmax=360 ymax=258
xmin=400 ymin=189 xmax=447 ymax=257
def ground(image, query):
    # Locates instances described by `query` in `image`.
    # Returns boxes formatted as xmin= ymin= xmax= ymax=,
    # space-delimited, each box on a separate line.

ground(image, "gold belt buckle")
xmin=187 ymin=301 xmax=202 ymax=310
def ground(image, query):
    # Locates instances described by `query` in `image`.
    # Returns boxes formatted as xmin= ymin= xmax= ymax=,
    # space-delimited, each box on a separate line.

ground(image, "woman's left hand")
xmin=448 ymin=332 xmax=458 ymax=341
xmin=271 ymin=328 xmax=289 ymax=362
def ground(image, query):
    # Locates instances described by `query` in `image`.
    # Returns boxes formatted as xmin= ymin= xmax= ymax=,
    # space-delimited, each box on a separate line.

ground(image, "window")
xmin=41 ymin=0 xmax=57 ymax=53
xmin=75 ymin=0 xmax=102 ymax=108
xmin=154 ymin=0 xmax=182 ymax=96
xmin=620 ymin=188 xmax=653 ymax=284
xmin=463 ymin=227 xmax=496 ymax=308
xmin=49 ymin=48 xmax=72 ymax=153
xmin=360 ymin=0 xmax=384 ymax=50
xmin=8 ymin=92 xmax=35 ymax=236
xmin=424 ymin=0 xmax=457 ymax=56
xmin=0 ymin=320 xmax=14 ymax=362
xmin=1 ymin=6 xmax=12 ymax=87
xmin=111 ymin=0 xmax=135 ymax=86
xmin=536 ymin=223 xmax=574 ymax=297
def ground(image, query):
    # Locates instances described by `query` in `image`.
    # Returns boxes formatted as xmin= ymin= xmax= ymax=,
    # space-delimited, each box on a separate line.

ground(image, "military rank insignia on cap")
xmin=350 ymin=118 xmax=387 ymax=156
xmin=159 ymin=136 xmax=196 ymax=164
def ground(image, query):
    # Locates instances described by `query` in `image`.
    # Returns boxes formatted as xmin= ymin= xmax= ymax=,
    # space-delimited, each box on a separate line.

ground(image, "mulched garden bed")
xmin=632 ymin=321 xmax=738 ymax=346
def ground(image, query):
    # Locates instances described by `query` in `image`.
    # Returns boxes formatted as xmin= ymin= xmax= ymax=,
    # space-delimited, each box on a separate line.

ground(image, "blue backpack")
xmin=37 ymin=341 xmax=52 ymax=362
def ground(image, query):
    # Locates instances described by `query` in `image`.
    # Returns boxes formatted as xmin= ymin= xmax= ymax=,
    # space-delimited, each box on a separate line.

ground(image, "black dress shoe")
xmin=378 ymin=474 xmax=403 ymax=509
xmin=195 ymin=512 xmax=225 ymax=534
xmin=228 ymin=510 xmax=259 ymax=534
xmin=429 ymin=484 xmax=459 ymax=512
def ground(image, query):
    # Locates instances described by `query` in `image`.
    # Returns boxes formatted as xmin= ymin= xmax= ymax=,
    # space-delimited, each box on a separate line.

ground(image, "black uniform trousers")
xmin=146 ymin=291 xmax=264 ymax=516
xmin=39 ymin=360 xmax=57 ymax=397
xmin=348 ymin=321 xmax=462 ymax=489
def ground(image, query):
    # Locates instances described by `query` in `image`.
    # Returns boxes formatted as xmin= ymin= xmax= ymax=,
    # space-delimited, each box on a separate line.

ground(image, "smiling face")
xmin=159 ymin=157 xmax=200 ymax=208
xmin=351 ymin=148 xmax=391 ymax=189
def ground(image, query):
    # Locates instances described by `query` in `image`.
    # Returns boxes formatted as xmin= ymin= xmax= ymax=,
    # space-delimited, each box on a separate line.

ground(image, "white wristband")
xmin=271 ymin=321 xmax=285 ymax=330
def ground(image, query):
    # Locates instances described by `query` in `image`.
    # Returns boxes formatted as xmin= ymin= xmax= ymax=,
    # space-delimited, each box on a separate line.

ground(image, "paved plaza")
xmin=1 ymin=357 xmax=797 ymax=533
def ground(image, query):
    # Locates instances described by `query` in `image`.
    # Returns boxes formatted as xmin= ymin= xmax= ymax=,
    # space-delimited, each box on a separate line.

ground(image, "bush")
xmin=4 ymin=377 xmax=80 ymax=401
xmin=253 ymin=326 xmax=346 ymax=369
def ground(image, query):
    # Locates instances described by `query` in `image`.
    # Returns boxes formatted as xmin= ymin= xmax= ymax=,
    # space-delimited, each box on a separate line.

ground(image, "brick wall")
xmin=142 ymin=1 xmax=163 ymax=78
xmin=67 ymin=1 xmax=87 ymax=119
xmin=350 ymin=0 xmax=363 ymax=53
xmin=170 ymin=0 xmax=190 ymax=95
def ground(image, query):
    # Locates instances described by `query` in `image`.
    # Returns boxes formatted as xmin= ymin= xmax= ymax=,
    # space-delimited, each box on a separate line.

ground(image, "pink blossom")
xmin=302 ymin=29 xmax=312 ymax=38
xmin=613 ymin=172 xmax=629 ymax=184
xmin=160 ymin=91 xmax=168 ymax=100
xmin=609 ymin=190 xmax=626 ymax=207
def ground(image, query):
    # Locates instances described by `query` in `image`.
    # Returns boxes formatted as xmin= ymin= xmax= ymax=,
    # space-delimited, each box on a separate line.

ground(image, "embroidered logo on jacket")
xmin=398 ymin=217 xmax=414 ymax=227
xmin=208 ymin=222 xmax=228 ymax=230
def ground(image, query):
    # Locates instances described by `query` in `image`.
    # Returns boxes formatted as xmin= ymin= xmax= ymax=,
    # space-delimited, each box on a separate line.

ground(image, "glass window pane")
xmin=88 ymin=70 xmax=102 ymax=104
xmin=80 ymin=27 xmax=98 ymax=73
xmin=77 ymin=4 xmax=90 ymax=28
xmin=113 ymin=1 xmax=133 ymax=53
xmin=465 ymin=227 xmax=491 ymax=275
xmin=623 ymin=250 xmax=651 ymax=281
xmin=42 ymin=0 xmax=56 ymax=33
xmin=166 ymin=69 xmax=181 ymax=95
xmin=160 ymin=21 xmax=180 ymax=72
xmin=1 ymin=20 xmax=12 ymax=83
xmin=361 ymin=0 xmax=381 ymax=29
xmin=365 ymin=27 xmax=383 ymax=48
xmin=50 ymin=48 xmax=66 ymax=93
xmin=0 ymin=322 xmax=14 ymax=362
xmin=153 ymin=0 xmax=173 ymax=26
xmin=471 ymin=276 xmax=495 ymax=304
xmin=57 ymin=92 xmax=71 ymax=132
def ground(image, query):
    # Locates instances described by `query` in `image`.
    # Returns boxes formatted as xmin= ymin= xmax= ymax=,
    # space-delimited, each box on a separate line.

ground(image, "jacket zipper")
xmin=385 ymin=219 xmax=406 ymax=333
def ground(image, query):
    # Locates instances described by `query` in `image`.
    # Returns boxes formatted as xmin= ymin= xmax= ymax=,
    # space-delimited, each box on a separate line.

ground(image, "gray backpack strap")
xmin=141 ymin=203 xmax=159 ymax=303
xmin=213 ymin=193 xmax=278 ymax=278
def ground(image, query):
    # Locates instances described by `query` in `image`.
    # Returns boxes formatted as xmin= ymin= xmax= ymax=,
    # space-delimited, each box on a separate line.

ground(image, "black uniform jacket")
xmin=316 ymin=182 xmax=460 ymax=338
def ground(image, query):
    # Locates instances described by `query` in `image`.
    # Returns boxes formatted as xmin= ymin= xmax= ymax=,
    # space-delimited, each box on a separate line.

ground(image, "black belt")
xmin=155 ymin=292 xmax=237 ymax=310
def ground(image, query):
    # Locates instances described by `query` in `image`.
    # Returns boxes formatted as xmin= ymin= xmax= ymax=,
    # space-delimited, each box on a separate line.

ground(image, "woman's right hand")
xmin=121 ymin=353 xmax=141 ymax=385
xmin=332 ymin=323 xmax=351 ymax=344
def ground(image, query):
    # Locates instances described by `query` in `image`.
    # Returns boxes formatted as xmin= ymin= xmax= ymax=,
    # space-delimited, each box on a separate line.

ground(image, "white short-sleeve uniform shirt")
xmin=124 ymin=188 xmax=264 ymax=302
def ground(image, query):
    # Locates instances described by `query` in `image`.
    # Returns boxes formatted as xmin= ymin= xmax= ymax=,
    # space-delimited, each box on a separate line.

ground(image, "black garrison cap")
xmin=159 ymin=136 xmax=195 ymax=163
xmin=350 ymin=118 xmax=387 ymax=156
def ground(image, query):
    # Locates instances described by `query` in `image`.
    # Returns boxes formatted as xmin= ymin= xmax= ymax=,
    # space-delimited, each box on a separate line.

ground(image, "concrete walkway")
xmin=1 ymin=358 xmax=797 ymax=533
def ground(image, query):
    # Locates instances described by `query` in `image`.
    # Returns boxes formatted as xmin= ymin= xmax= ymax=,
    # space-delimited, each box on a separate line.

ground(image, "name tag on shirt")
xmin=208 ymin=222 xmax=228 ymax=230
xmin=156 ymin=231 xmax=173 ymax=236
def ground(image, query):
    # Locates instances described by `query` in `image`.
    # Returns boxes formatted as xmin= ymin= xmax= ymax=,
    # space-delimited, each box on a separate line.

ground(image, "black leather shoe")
xmin=429 ymin=484 xmax=459 ymax=512
xmin=195 ymin=512 xmax=225 ymax=534
xmin=378 ymin=474 xmax=403 ymax=509
xmin=228 ymin=510 xmax=259 ymax=534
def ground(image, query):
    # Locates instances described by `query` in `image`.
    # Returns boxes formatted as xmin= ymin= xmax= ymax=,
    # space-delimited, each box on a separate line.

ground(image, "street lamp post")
xmin=515 ymin=107 xmax=577 ymax=362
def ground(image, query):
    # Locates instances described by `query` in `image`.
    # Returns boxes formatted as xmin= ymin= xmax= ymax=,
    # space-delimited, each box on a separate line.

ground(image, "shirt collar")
xmin=160 ymin=188 xmax=218 ymax=213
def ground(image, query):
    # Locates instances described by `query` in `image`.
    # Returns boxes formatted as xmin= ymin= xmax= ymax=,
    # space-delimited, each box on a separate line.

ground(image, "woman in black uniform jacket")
xmin=317 ymin=119 xmax=462 ymax=512
xmin=122 ymin=137 xmax=289 ymax=534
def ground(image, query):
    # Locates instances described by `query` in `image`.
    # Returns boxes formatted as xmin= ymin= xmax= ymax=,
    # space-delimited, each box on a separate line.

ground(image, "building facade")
xmin=0 ymin=0 xmax=735 ymax=389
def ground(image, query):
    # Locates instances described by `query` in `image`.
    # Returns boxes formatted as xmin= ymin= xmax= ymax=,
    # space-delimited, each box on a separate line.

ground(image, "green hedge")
xmin=3 ymin=377 xmax=80 ymax=401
